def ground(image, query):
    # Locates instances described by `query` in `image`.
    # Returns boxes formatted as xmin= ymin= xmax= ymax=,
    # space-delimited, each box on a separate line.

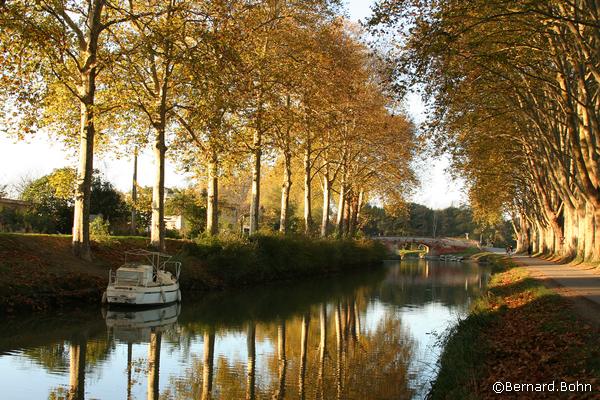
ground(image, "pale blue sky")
xmin=0 ymin=0 xmax=465 ymax=209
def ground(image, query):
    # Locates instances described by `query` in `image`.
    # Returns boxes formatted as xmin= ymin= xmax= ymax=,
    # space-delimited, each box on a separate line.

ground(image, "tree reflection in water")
xmin=168 ymin=299 xmax=416 ymax=400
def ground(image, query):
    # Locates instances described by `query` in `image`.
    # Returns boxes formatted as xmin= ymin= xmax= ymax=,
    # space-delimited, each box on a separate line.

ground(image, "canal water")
xmin=0 ymin=260 xmax=490 ymax=400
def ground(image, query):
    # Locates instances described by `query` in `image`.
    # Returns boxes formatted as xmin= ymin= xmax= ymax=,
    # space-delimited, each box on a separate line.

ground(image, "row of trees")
xmin=1 ymin=0 xmax=416 ymax=259
xmin=361 ymin=203 xmax=514 ymax=246
xmin=370 ymin=0 xmax=600 ymax=261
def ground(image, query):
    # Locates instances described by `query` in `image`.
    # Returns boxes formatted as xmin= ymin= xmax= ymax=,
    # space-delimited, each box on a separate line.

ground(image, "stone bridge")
xmin=373 ymin=236 xmax=478 ymax=257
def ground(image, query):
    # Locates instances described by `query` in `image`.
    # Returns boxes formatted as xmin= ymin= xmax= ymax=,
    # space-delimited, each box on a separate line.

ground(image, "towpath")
xmin=511 ymin=254 xmax=600 ymax=325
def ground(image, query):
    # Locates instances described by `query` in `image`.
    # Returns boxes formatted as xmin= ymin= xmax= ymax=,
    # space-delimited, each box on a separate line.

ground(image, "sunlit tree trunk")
xmin=73 ymin=99 xmax=95 ymax=261
xmin=250 ymin=129 xmax=261 ymax=235
xmin=336 ymin=174 xmax=346 ymax=236
xmin=304 ymin=136 xmax=313 ymax=235
xmin=147 ymin=332 xmax=161 ymax=400
xmin=280 ymin=150 xmax=292 ymax=234
xmin=151 ymin=122 xmax=166 ymax=251
xmin=131 ymin=149 xmax=138 ymax=235
xmin=321 ymin=177 xmax=331 ymax=237
xmin=69 ymin=337 xmax=87 ymax=400
xmin=593 ymin=207 xmax=600 ymax=262
xmin=584 ymin=203 xmax=595 ymax=260
xmin=246 ymin=323 xmax=256 ymax=400
xmin=563 ymin=202 xmax=577 ymax=259
xmin=207 ymin=150 xmax=219 ymax=236
xmin=353 ymin=189 xmax=364 ymax=236
xmin=577 ymin=201 xmax=587 ymax=259
xmin=202 ymin=329 xmax=215 ymax=400
xmin=71 ymin=0 xmax=105 ymax=261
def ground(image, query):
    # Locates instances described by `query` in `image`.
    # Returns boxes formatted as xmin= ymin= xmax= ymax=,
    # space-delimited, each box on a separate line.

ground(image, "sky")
xmin=0 ymin=0 xmax=465 ymax=210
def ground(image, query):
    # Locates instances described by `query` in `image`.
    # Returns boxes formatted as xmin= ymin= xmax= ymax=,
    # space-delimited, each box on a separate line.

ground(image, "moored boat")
xmin=103 ymin=250 xmax=181 ymax=306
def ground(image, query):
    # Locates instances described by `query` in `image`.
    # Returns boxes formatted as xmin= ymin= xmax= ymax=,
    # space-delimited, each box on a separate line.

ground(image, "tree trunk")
xmin=206 ymin=151 xmax=219 ymax=236
xmin=584 ymin=202 xmax=595 ymax=260
xmin=336 ymin=175 xmax=346 ymax=236
xmin=72 ymin=99 xmax=95 ymax=261
xmin=321 ymin=178 xmax=331 ymax=237
xmin=151 ymin=126 xmax=166 ymax=251
xmin=593 ymin=207 xmax=600 ymax=262
xmin=577 ymin=201 xmax=587 ymax=259
xmin=72 ymin=0 xmax=104 ymax=261
xmin=532 ymin=223 xmax=540 ymax=254
xmin=303 ymin=140 xmax=312 ymax=235
xmin=511 ymin=218 xmax=522 ymax=252
xmin=349 ymin=191 xmax=362 ymax=237
xmin=563 ymin=202 xmax=577 ymax=259
xmin=355 ymin=188 xmax=364 ymax=234
xmin=279 ymin=151 xmax=292 ymax=234
xmin=249 ymin=130 xmax=261 ymax=235
xmin=343 ymin=195 xmax=351 ymax=237
xmin=348 ymin=198 xmax=356 ymax=237
xmin=130 ymin=148 xmax=138 ymax=235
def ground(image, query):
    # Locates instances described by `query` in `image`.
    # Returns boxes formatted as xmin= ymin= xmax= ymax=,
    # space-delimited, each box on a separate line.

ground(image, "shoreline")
xmin=0 ymin=233 xmax=386 ymax=315
xmin=429 ymin=254 xmax=600 ymax=399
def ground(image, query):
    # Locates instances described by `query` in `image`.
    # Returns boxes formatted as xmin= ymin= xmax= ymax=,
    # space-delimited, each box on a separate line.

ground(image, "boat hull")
xmin=106 ymin=283 xmax=180 ymax=305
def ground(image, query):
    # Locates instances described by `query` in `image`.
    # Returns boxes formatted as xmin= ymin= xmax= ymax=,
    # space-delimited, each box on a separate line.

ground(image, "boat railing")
xmin=162 ymin=261 xmax=182 ymax=281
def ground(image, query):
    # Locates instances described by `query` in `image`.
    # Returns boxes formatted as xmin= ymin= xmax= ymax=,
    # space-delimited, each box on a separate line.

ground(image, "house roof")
xmin=0 ymin=198 xmax=31 ymax=207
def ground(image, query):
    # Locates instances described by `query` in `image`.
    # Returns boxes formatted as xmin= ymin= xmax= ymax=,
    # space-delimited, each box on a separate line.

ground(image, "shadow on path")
xmin=512 ymin=255 xmax=600 ymax=326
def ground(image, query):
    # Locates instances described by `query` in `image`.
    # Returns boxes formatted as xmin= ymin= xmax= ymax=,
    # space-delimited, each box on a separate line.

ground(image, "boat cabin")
xmin=115 ymin=265 xmax=154 ymax=286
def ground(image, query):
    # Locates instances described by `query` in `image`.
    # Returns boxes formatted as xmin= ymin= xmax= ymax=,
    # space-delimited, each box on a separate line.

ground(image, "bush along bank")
xmin=428 ymin=254 xmax=600 ymax=400
xmin=0 ymin=233 xmax=386 ymax=314
xmin=177 ymin=234 xmax=387 ymax=290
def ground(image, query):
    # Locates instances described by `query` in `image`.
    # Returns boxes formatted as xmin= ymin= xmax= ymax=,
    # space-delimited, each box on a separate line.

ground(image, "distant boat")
xmin=102 ymin=250 xmax=181 ymax=306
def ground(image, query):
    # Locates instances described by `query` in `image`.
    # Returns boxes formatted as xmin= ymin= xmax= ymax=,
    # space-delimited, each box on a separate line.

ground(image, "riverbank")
xmin=0 ymin=233 xmax=386 ymax=315
xmin=430 ymin=254 xmax=600 ymax=399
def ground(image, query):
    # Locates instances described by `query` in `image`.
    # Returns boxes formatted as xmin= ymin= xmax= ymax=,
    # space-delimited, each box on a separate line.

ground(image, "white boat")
xmin=103 ymin=250 xmax=182 ymax=306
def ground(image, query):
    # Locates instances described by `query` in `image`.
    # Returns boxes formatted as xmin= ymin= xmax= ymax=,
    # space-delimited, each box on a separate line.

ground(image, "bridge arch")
xmin=374 ymin=236 xmax=475 ymax=258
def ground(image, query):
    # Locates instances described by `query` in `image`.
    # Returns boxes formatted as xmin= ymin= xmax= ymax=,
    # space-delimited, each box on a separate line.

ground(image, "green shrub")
xmin=90 ymin=218 xmax=116 ymax=244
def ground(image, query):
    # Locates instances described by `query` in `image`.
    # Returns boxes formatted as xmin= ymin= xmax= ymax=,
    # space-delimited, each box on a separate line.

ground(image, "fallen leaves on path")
xmin=475 ymin=269 xmax=600 ymax=399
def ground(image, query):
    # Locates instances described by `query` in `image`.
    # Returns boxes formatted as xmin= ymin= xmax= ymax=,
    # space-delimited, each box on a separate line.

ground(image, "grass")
xmin=0 ymin=232 xmax=386 ymax=314
xmin=429 ymin=254 xmax=600 ymax=399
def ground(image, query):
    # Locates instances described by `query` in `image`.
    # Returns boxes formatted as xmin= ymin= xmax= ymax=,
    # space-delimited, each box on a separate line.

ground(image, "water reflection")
xmin=0 ymin=260 xmax=489 ymax=400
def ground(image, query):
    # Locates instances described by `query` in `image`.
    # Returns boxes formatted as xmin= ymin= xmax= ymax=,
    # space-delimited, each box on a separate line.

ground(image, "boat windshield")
xmin=116 ymin=270 xmax=141 ymax=285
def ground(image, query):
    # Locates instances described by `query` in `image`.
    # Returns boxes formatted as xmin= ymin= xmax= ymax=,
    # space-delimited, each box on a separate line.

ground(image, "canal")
xmin=0 ymin=259 xmax=490 ymax=399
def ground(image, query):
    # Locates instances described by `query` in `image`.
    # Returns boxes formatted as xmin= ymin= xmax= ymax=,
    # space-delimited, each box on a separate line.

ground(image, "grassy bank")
xmin=430 ymin=254 xmax=600 ymax=399
xmin=0 ymin=233 xmax=385 ymax=315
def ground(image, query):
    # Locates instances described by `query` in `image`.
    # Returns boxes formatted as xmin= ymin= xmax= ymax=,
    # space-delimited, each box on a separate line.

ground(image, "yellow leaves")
xmin=47 ymin=168 xmax=77 ymax=200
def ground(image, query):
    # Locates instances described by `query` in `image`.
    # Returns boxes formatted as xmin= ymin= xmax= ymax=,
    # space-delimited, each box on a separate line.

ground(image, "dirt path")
xmin=511 ymin=255 xmax=600 ymax=326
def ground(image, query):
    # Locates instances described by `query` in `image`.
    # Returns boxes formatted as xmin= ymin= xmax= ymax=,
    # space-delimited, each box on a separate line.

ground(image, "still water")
xmin=0 ymin=260 xmax=490 ymax=400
